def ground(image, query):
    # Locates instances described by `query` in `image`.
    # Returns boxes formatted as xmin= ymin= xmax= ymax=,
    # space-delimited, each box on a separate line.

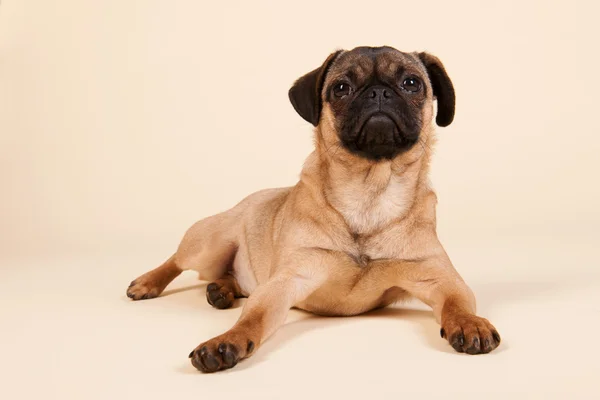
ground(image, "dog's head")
xmin=289 ymin=46 xmax=455 ymax=161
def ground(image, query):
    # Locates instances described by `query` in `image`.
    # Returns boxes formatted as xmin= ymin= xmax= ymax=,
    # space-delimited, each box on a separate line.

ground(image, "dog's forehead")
xmin=326 ymin=46 xmax=425 ymax=84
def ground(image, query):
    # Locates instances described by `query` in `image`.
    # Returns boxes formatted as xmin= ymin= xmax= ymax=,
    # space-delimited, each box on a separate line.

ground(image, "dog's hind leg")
xmin=127 ymin=254 xmax=182 ymax=300
xmin=126 ymin=210 xmax=240 ymax=301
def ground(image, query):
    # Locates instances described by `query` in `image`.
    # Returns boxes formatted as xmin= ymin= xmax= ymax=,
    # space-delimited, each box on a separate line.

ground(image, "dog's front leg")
xmin=394 ymin=257 xmax=501 ymax=355
xmin=189 ymin=253 xmax=327 ymax=373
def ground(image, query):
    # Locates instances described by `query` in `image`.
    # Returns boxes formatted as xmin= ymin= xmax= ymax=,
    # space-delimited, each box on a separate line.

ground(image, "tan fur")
xmin=127 ymin=255 xmax=181 ymax=300
xmin=127 ymin=48 xmax=500 ymax=372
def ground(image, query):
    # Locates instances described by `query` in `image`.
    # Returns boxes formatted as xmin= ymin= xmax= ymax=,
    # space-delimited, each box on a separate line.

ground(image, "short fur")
xmin=127 ymin=46 xmax=500 ymax=373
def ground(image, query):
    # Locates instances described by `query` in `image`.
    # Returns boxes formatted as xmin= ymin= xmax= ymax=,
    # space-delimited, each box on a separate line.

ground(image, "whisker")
xmin=420 ymin=136 xmax=434 ymax=154
xmin=391 ymin=159 xmax=404 ymax=171
xmin=418 ymin=138 xmax=428 ymax=155
xmin=328 ymin=143 xmax=343 ymax=160
xmin=303 ymin=140 xmax=342 ymax=170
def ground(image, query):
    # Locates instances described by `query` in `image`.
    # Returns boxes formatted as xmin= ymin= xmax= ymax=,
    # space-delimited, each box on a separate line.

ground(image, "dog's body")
xmin=127 ymin=46 xmax=500 ymax=373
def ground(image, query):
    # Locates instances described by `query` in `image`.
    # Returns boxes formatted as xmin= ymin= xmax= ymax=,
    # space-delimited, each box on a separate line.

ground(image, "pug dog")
xmin=126 ymin=46 xmax=501 ymax=373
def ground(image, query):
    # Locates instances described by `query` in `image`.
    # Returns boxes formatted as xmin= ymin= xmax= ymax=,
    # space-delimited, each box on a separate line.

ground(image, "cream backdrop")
xmin=2 ymin=0 xmax=598 ymax=258
xmin=1 ymin=1 xmax=599 ymax=399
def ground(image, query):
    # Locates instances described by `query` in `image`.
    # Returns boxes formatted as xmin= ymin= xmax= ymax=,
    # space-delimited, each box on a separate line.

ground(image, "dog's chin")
xmin=341 ymin=114 xmax=418 ymax=161
xmin=343 ymin=142 xmax=400 ymax=161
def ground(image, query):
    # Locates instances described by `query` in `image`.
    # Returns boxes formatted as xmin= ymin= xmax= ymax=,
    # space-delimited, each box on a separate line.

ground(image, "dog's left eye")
xmin=401 ymin=77 xmax=422 ymax=93
xmin=333 ymin=83 xmax=351 ymax=97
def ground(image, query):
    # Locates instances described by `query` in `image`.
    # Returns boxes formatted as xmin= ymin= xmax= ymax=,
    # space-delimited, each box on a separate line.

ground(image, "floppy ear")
xmin=288 ymin=50 xmax=343 ymax=126
xmin=418 ymin=52 xmax=456 ymax=127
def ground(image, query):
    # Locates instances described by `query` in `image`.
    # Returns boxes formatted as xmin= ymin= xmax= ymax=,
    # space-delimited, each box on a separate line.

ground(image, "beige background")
xmin=1 ymin=0 xmax=599 ymax=399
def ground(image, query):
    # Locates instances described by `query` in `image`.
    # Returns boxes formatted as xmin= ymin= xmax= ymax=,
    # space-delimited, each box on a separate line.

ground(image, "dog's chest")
xmin=331 ymin=172 xmax=414 ymax=235
xmin=344 ymin=229 xmax=403 ymax=265
xmin=298 ymin=235 xmax=410 ymax=316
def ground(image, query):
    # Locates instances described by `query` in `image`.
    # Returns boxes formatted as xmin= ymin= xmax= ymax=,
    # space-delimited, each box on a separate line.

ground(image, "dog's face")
xmin=289 ymin=46 xmax=455 ymax=161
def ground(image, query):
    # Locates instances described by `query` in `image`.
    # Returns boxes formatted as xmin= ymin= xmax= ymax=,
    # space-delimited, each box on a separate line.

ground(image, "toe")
xmin=481 ymin=336 xmax=493 ymax=353
xmin=463 ymin=324 xmax=481 ymax=354
xmin=492 ymin=330 xmax=501 ymax=344
xmin=190 ymin=349 xmax=211 ymax=372
xmin=207 ymin=283 xmax=220 ymax=292
xmin=218 ymin=343 xmax=240 ymax=368
xmin=191 ymin=345 xmax=221 ymax=373
xmin=449 ymin=331 xmax=465 ymax=353
xmin=200 ymin=348 xmax=220 ymax=372
xmin=213 ymin=294 xmax=233 ymax=309
xmin=477 ymin=326 xmax=495 ymax=353
xmin=465 ymin=336 xmax=481 ymax=354
xmin=246 ymin=340 xmax=255 ymax=354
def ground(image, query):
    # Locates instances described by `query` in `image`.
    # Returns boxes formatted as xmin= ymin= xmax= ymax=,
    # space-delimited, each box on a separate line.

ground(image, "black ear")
xmin=418 ymin=52 xmax=456 ymax=127
xmin=288 ymin=50 xmax=343 ymax=126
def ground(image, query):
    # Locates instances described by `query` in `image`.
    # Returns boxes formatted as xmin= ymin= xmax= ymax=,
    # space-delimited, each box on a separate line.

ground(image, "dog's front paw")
xmin=189 ymin=331 xmax=257 ymax=373
xmin=441 ymin=314 xmax=500 ymax=354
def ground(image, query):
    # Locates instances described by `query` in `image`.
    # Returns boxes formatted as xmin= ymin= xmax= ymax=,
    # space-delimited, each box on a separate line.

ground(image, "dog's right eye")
xmin=333 ymin=83 xmax=351 ymax=97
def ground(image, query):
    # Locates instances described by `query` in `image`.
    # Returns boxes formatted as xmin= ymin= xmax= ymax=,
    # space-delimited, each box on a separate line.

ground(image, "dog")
xmin=126 ymin=46 xmax=501 ymax=373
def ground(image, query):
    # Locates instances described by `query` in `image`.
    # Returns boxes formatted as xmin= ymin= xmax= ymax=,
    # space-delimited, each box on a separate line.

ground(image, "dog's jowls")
xmin=127 ymin=46 xmax=500 ymax=373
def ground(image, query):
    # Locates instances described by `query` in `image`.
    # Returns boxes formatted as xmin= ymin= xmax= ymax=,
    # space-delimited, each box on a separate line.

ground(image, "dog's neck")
xmin=300 ymin=127 xmax=435 ymax=235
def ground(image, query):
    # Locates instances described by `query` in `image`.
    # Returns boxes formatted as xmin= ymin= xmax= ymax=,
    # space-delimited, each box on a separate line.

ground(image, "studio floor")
xmin=2 ymin=233 xmax=599 ymax=399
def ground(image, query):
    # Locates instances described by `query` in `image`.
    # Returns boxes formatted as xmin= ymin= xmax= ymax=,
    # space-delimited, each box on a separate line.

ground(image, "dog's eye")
xmin=401 ymin=77 xmax=422 ymax=93
xmin=333 ymin=83 xmax=351 ymax=97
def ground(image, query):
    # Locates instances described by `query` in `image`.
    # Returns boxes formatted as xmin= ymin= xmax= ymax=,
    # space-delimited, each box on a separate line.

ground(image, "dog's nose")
xmin=368 ymin=86 xmax=392 ymax=103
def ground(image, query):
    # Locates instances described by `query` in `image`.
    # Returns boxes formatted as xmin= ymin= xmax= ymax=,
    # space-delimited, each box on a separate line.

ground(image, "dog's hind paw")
xmin=126 ymin=276 xmax=162 ymax=300
xmin=206 ymin=282 xmax=236 ymax=309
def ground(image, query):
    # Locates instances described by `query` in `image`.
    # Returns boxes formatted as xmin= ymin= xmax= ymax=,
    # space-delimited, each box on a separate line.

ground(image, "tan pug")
xmin=126 ymin=46 xmax=501 ymax=373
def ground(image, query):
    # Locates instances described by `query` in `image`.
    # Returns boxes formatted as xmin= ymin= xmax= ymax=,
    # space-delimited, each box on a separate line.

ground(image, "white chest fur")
xmin=327 ymin=162 xmax=416 ymax=235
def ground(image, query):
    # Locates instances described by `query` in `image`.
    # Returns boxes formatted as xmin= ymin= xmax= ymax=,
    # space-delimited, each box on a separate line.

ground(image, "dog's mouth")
xmin=359 ymin=113 xmax=402 ymax=142
xmin=342 ymin=112 xmax=414 ymax=160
